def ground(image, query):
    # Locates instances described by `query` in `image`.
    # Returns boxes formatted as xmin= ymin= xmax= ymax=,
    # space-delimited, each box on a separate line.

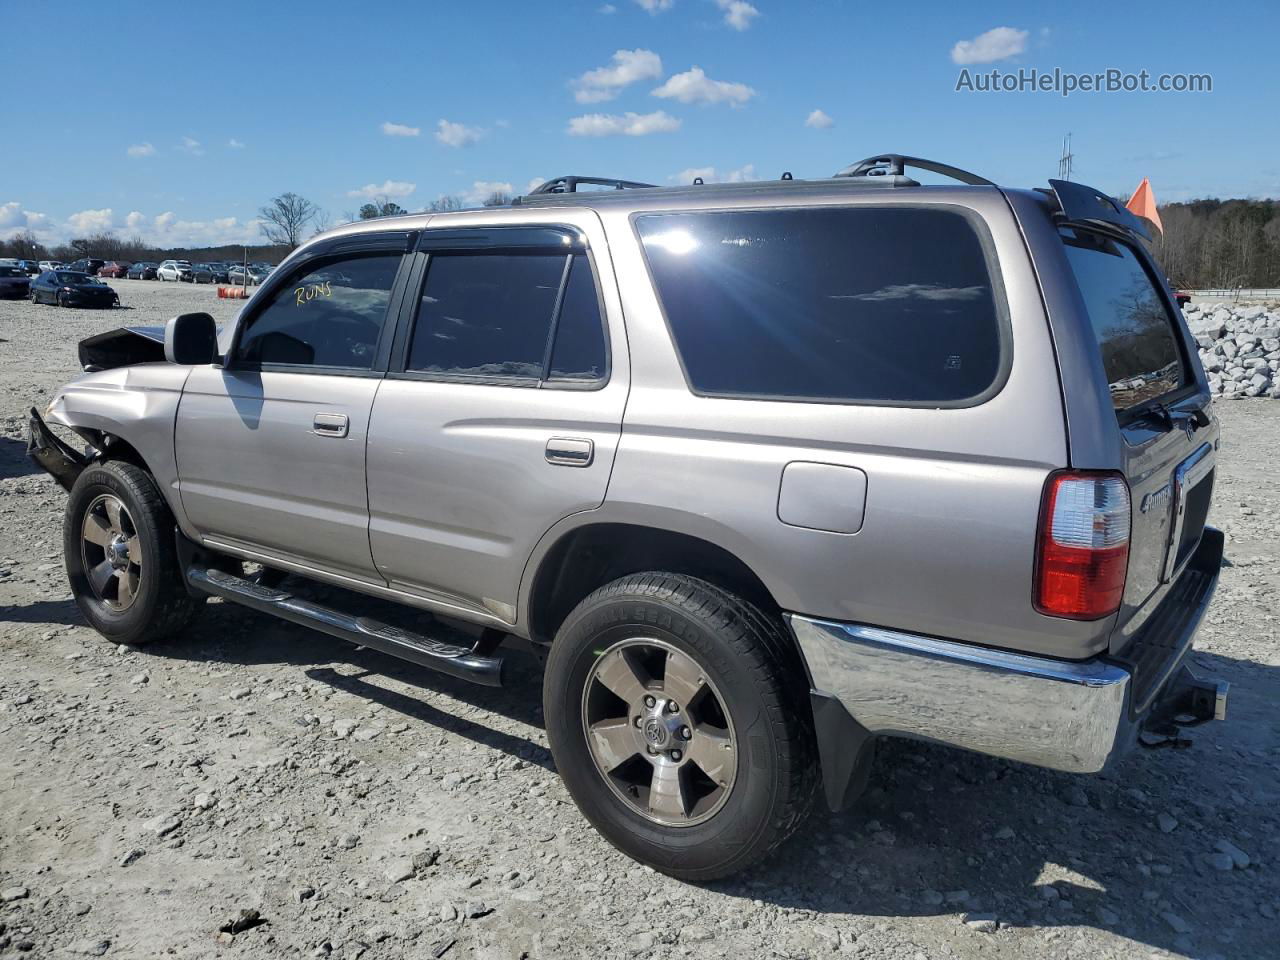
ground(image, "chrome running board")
xmin=184 ymin=564 xmax=504 ymax=687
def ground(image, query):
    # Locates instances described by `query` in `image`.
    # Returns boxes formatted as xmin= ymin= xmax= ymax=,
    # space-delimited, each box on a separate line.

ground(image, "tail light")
xmin=1035 ymin=472 xmax=1131 ymax=620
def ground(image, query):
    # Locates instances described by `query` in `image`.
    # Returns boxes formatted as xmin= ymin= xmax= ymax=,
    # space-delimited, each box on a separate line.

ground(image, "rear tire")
xmin=543 ymin=572 xmax=817 ymax=881
xmin=64 ymin=461 xmax=201 ymax=645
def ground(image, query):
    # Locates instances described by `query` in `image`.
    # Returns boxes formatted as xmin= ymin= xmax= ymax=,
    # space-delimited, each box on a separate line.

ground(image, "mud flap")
xmin=810 ymin=689 xmax=876 ymax=811
xmin=26 ymin=407 xmax=91 ymax=491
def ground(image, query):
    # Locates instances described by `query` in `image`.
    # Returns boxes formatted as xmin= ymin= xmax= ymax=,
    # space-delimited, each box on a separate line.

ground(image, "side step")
xmin=185 ymin=565 xmax=504 ymax=687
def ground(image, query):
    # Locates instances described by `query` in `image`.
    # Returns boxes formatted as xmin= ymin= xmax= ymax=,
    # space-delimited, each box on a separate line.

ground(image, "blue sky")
xmin=2 ymin=0 xmax=1277 ymax=248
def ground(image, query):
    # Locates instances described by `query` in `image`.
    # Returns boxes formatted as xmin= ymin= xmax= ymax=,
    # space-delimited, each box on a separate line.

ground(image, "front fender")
xmin=40 ymin=362 xmax=193 ymax=528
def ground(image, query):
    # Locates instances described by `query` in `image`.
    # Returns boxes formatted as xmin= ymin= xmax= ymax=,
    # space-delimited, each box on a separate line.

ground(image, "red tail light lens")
xmin=1035 ymin=472 xmax=1131 ymax=620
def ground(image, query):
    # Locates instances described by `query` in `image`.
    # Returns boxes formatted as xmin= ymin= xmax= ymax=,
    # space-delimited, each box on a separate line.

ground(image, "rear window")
xmin=635 ymin=207 xmax=1005 ymax=405
xmin=1062 ymin=230 xmax=1187 ymax=414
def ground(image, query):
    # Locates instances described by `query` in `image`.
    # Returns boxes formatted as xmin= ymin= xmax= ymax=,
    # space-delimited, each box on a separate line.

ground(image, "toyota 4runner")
xmin=28 ymin=155 xmax=1227 ymax=880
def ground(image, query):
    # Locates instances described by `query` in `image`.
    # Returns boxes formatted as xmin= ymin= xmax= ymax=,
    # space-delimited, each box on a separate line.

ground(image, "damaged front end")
xmin=27 ymin=406 xmax=94 ymax=491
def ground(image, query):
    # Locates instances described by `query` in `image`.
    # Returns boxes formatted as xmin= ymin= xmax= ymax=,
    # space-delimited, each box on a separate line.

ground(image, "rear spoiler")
xmin=1046 ymin=179 xmax=1152 ymax=242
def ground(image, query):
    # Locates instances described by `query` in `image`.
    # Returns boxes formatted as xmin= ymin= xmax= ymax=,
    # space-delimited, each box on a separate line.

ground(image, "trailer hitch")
xmin=1138 ymin=664 xmax=1228 ymax=750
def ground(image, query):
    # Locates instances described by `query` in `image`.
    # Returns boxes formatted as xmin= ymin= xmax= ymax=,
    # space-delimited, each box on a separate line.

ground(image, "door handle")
xmin=546 ymin=437 xmax=594 ymax=467
xmin=312 ymin=413 xmax=349 ymax=438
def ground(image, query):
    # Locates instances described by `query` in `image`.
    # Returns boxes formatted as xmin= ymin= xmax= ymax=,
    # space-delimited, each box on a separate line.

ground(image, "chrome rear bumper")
xmin=789 ymin=528 xmax=1225 ymax=804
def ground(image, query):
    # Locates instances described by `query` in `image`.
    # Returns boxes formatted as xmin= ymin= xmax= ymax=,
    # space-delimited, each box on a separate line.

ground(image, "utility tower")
xmin=1058 ymin=133 xmax=1074 ymax=180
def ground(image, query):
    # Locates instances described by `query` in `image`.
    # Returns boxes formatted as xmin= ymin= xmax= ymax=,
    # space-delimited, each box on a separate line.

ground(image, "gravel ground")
xmin=1 ymin=280 xmax=1277 ymax=959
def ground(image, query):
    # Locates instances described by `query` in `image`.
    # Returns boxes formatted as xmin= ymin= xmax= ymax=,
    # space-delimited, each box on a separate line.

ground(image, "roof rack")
xmin=526 ymin=175 xmax=657 ymax=196
xmin=832 ymin=154 xmax=994 ymax=187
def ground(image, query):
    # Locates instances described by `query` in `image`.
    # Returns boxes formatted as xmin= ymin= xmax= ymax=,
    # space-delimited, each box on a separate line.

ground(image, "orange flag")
xmin=1126 ymin=178 xmax=1163 ymax=234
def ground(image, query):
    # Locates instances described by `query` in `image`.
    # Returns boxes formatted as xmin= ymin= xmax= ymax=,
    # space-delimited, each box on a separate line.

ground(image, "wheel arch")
xmin=522 ymin=517 xmax=783 ymax=646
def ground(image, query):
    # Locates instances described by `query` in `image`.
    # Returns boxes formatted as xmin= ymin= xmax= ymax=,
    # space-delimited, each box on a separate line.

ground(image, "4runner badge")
xmin=1141 ymin=483 xmax=1172 ymax=514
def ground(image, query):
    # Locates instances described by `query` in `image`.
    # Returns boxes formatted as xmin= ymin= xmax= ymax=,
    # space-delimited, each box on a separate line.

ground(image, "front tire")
xmin=64 ymin=461 xmax=201 ymax=645
xmin=544 ymin=573 xmax=817 ymax=881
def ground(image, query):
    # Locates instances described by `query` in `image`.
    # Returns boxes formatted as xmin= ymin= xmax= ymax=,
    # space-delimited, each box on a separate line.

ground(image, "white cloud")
xmin=126 ymin=142 xmax=155 ymax=158
xmin=464 ymin=181 xmax=516 ymax=205
xmin=573 ymin=48 xmax=664 ymax=104
xmin=178 ymin=136 xmax=204 ymax=155
xmin=124 ymin=211 xmax=147 ymax=231
xmin=143 ymin=212 xmax=264 ymax=247
xmin=526 ymin=177 xmax=548 ymax=194
xmin=634 ymin=0 xmax=673 ymax=11
xmin=652 ymin=66 xmax=755 ymax=106
xmin=228 ymin=138 xmax=245 ymax=149
xmin=435 ymin=119 xmax=485 ymax=147
xmin=670 ymin=164 xmax=755 ymax=183
xmin=381 ymin=121 xmax=420 ymax=137
xmin=715 ymin=0 xmax=758 ymax=30
xmin=66 ymin=208 xmax=115 ymax=235
xmin=671 ymin=166 xmax=716 ymax=183
xmin=950 ymin=26 xmax=1028 ymax=65
xmin=599 ymin=2 xmax=617 ymax=11
xmin=805 ymin=108 xmax=834 ymax=129
xmin=347 ymin=180 xmax=417 ymax=200
xmin=0 ymin=201 xmax=51 ymax=238
xmin=567 ymin=110 xmax=681 ymax=137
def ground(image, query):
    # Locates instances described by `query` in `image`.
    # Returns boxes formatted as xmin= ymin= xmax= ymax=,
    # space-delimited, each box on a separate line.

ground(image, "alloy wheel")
xmin=581 ymin=637 xmax=738 ymax=827
xmin=80 ymin=494 xmax=143 ymax=610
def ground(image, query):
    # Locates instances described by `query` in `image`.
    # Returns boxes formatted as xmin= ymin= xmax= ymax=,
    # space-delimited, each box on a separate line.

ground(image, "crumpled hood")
xmin=77 ymin=319 xmax=236 ymax=370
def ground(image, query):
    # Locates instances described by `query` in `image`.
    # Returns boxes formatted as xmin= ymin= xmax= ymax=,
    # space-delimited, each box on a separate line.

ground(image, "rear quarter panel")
xmin=593 ymin=187 xmax=1110 ymax=659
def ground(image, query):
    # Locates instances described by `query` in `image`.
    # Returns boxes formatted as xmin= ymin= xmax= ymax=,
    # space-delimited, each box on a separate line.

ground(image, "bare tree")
xmin=1 ymin=229 xmax=47 ymax=261
xmin=69 ymin=238 xmax=91 ymax=258
xmin=258 ymin=192 xmax=319 ymax=250
xmin=428 ymin=195 xmax=467 ymax=213
xmin=311 ymin=208 xmax=334 ymax=237
xmin=482 ymin=191 xmax=512 ymax=207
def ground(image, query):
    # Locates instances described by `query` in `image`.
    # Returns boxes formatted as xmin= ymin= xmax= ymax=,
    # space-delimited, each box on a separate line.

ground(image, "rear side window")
xmin=236 ymin=254 xmax=402 ymax=369
xmin=636 ymin=207 xmax=1005 ymax=404
xmin=407 ymin=251 xmax=606 ymax=383
xmin=1061 ymin=231 xmax=1187 ymax=414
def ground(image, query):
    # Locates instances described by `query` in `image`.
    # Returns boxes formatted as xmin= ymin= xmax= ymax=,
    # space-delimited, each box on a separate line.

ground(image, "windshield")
xmin=56 ymin=272 xmax=100 ymax=284
xmin=0 ymin=267 xmax=25 ymax=277
xmin=1061 ymin=229 xmax=1189 ymax=415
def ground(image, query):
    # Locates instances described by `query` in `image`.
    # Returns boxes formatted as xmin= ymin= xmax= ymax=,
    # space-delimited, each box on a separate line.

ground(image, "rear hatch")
xmin=1059 ymin=226 xmax=1217 ymax=659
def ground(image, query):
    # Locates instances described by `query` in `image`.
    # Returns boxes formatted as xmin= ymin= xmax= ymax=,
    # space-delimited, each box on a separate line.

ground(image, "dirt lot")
xmin=1 ymin=280 xmax=1277 ymax=959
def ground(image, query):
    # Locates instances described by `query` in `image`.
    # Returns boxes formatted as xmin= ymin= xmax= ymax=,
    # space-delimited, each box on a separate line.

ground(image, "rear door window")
xmin=635 ymin=207 xmax=1006 ymax=405
xmin=1061 ymin=230 xmax=1188 ymax=414
xmin=406 ymin=250 xmax=607 ymax=384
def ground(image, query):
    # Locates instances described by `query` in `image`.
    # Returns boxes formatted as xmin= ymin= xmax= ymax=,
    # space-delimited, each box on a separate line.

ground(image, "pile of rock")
xmin=1183 ymin=302 xmax=1280 ymax=399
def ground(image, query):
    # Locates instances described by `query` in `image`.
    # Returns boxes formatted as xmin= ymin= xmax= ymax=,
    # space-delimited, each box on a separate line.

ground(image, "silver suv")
xmin=28 ymin=156 xmax=1227 ymax=880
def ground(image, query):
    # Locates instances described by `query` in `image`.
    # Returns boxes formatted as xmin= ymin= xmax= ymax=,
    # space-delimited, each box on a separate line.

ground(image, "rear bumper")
xmin=789 ymin=528 xmax=1225 ymax=804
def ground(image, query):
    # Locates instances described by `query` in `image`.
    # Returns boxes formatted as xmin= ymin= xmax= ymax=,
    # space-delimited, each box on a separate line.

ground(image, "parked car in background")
xmin=126 ymin=262 xmax=159 ymax=280
xmin=97 ymin=261 xmax=133 ymax=278
xmin=15 ymin=259 xmax=43 ymax=276
xmin=30 ymin=269 xmax=119 ymax=308
xmin=0 ymin=264 xmax=32 ymax=298
xmin=228 ymin=264 xmax=268 ymax=285
xmin=157 ymin=260 xmax=193 ymax=282
xmin=191 ymin=262 xmax=230 ymax=284
xmin=66 ymin=258 xmax=106 ymax=277
xmin=38 ymin=260 xmax=66 ymax=272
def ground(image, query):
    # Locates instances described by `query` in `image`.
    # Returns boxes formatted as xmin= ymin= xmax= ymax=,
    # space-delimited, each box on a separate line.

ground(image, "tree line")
xmin=1150 ymin=198 xmax=1280 ymax=289
xmin=12 ymin=189 xmax=1270 ymax=288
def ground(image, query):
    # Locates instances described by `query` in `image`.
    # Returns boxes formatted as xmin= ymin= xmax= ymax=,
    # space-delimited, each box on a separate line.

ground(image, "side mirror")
xmin=164 ymin=312 xmax=219 ymax=365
